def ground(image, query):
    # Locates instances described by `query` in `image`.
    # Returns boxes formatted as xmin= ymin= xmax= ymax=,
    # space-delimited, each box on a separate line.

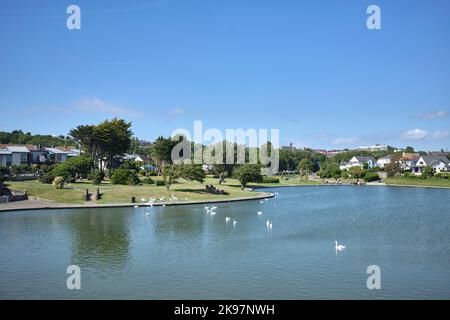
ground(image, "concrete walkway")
xmin=0 ymin=192 xmax=275 ymax=213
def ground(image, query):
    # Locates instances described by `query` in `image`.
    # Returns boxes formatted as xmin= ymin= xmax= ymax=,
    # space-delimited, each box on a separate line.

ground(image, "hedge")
xmin=262 ymin=177 xmax=280 ymax=183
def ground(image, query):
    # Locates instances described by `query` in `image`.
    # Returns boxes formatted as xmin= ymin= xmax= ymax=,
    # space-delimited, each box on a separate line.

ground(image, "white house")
xmin=415 ymin=156 xmax=450 ymax=174
xmin=45 ymin=148 xmax=70 ymax=163
xmin=397 ymin=153 xmax=420 ymax=171
xmin=376 ymin=154 xmax=393 ymax=168
xmin=0 ymin=150 xmax=13 ymax=166
xmin=1 ymin=146 xmax=31 ymax=166
xmin=340 ymin=156 xmax=376 ymax=171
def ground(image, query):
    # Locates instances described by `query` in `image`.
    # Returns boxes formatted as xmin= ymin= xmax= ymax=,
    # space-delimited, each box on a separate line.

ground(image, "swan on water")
xmin=335 ymin=241 xmax=346 ymax=252
xmin=257 ymin=211 xmax=263 ymax=215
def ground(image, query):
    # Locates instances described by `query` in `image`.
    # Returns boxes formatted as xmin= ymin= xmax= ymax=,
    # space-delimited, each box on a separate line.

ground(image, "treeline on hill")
xmin=0 ymin=130 xmax=76 ymax=147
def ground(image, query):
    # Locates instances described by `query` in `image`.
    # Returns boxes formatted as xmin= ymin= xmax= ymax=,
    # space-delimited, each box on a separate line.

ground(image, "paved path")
xmin=0 ymin=192 xmax=275 ymax=213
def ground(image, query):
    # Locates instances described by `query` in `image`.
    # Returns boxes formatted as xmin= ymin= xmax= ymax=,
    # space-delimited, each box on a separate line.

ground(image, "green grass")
xmin=5 ymin=177 xmax=264 ymax=204
xmin=386 ymin=177 xmax=450 ymax=188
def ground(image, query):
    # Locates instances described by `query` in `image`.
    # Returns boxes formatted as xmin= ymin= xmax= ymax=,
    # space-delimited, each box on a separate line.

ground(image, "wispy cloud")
xmin=331 ymin=137 xmax=359 ymax=146
xmin=400 ymin=128 xmax=449 ymax=141
xmin=169 ymin=108 xmax=185 ymax=118
xmin=75 ymin=97 xmax=140 ymax=117
xmin=430 ymin=130 xmax=449 ymax=140
xmin=416 ymin=110 xmax=448 ymax=120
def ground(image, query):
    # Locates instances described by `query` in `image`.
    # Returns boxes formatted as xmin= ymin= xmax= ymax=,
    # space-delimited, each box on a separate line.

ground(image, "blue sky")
xmin=0 ymin=0 xmax=449 ymax=151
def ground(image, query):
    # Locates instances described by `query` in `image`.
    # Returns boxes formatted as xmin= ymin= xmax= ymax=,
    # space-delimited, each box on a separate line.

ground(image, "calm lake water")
xmin=0 ymin=186 xmax=449 ymax=299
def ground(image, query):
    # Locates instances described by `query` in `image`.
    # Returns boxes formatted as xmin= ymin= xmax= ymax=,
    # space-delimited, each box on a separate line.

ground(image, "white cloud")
xmin=331 ymin=137 xmax=359 ymax=146
xmin=169 ymin=108 xmax=185 ymax=118
xmin=400 ymin=128 xmax=428 ymax=140
xmin=400 ymin=128 xmax=449 ymax=141
xmin=75 ymin=97 xmax=140 ymax=117
xmin=417 ymin=110 xmax=448 ymax=120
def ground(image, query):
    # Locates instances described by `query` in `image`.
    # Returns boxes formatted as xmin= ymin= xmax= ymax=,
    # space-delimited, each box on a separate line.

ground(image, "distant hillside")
xmin=0 ymin=130 xmax=76 ymax=148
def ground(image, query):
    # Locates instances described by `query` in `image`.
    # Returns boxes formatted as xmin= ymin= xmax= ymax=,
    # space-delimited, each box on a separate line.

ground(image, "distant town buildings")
xmin=358 ymin=144 xmax=394 ymax=152
xmin=0 ymin=144 xmax=80 ymax=166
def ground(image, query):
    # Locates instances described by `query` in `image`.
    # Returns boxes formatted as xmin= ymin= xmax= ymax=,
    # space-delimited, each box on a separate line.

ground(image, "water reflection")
xmin=65 ymin=208 xmax=131 ymax=269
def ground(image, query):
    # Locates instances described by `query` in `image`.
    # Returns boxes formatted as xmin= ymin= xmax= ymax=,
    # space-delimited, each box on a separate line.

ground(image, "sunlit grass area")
xmin=385 ymin=177 xmax=450 ymax=188
xmin=6 ymin=177 xmax=263 ymax=204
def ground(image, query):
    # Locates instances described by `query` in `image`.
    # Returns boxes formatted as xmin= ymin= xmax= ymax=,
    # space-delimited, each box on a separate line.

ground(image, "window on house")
xmin=21 ymin=153 xmax=28 ymax=163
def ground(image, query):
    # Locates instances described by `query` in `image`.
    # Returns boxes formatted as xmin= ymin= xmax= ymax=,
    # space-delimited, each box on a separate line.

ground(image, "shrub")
xmin=138 ymin=169 xmax=147 ymax=176
xmin=155 ymin=180 xmax=165 ymax=187
xmin=421 ymin=166 xmax=434 ymax=179
xmin=89 ymin=169 xmax=104 ymax=185
xmin=403 ymin=172 xmax=412 ymax=178
xmin=363 ymin=172 xmax=380 ymax=182
xmin=52 ymin=176 xmax=65 ymax=189
xmin=111 ymin=168 xmax=140 ymax=185
xmin=39 ymin=173 xmax=55 ymax=184
xmin=262 ymin=177 xmax=280 ymax=183
xmin=233 ymin=164 xmax=263 ymax=189
xmin=147 ymin=170 xmax=157 ymax=176
xmin=434 ymin=173 xmax=449 ymax=179
xmin=50 ymin=156 xmax=93 ymax=181
xmin=142 ymin=177 xmax=154 ymax=184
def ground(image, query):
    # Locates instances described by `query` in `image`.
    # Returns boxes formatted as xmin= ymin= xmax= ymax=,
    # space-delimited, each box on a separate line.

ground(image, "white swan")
xmin=335 ymin=241 xmax=346 ymax=251
xmin=134 ymin=205 xmax=139 ymax=208
xmin=204 ymin=206 xmax=210 ymax=210
xmin=257 ymin=211 xmax=263 ymax=215
xmin=268 ymin=222 xmax=273 ymax=230
xmin=211 ymin=206 xmax=218 ymax=210
xmin=266 ymin=219 xmax=270 ymax=228
xmin=233 ymin=219 xmax=237 ymax=227
xmin=225 ymin=217 xmax=231 ymax=223
xmin=145 ymin=212 xmax=149 ymax=216
xmin=260 ymin=200 xmax=264 ymax=204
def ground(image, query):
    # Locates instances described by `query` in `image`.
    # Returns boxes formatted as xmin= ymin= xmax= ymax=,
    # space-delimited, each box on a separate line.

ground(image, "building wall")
xmin=0 ymin=155 xmax=12 ymax=166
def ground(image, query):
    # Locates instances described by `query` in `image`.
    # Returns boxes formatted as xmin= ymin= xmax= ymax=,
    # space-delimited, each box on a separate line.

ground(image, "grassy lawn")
xmin=4 ymin=175 xmax=323 ymax=205
xmin=5 ymin=177 xmax=261 ymax=204
xmin=386 ymin=177 xmax=450 ymax=188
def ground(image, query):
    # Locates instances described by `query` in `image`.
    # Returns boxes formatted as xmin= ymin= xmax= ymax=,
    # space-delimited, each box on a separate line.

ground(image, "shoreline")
xmin=386 ymin=183 xmax=450 ymax=189
xmin=0 ymin=192 xmax=275 ymax=213
xmin=2 ymin=181 xmax=449 ymax=213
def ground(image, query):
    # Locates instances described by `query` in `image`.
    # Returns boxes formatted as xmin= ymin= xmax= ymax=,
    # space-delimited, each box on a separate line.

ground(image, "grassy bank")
xmin=385 ymin=177 xmax=450 ymax=188
xmin=4 ymin=176 xmax=322 ymax=205
xmin=5 ymin=177 xmax=258 ymax=204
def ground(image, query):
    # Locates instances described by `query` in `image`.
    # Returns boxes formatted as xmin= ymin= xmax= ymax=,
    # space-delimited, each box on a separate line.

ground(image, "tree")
xmin=162 ymin=164 xmax=206 ymax=191
xmin=212 ymin=164 xmax=228 ymax=184
xmin=162 ymin=165 xmax=181 ymax=191
xmin=152 ymin=136 xmax=178 ymax=174
xmin=69 ymin=119 xmax=133 ymax=173
xmin=180 ymin=164 xmax=206 ymax=184
xmin=421 ymin=166 xmax=434 ymax=179
xmin=298 ymin=159 xmax=313 ymax=178
xmin=348 ymin=166 xmax=365 ymax=179
xmin=318 ymin=162 xmax=341 ymax=179
xmin=385 ymin=162 xmax=402 ymax=178
xmin=233 ymin=164 xmax=263 ymax=189
xmin=50 ymin=156 xmax=94 ymax=181
xmin=111 ymin=168 xmax=140 ymax=185
xmin=405 ymin=146 xmax=415 ymax=153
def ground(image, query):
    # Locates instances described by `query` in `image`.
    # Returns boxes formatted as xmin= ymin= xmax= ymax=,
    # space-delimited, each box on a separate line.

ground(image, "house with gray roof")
xmin=415 ymin=155 xmax=450 ymax=174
